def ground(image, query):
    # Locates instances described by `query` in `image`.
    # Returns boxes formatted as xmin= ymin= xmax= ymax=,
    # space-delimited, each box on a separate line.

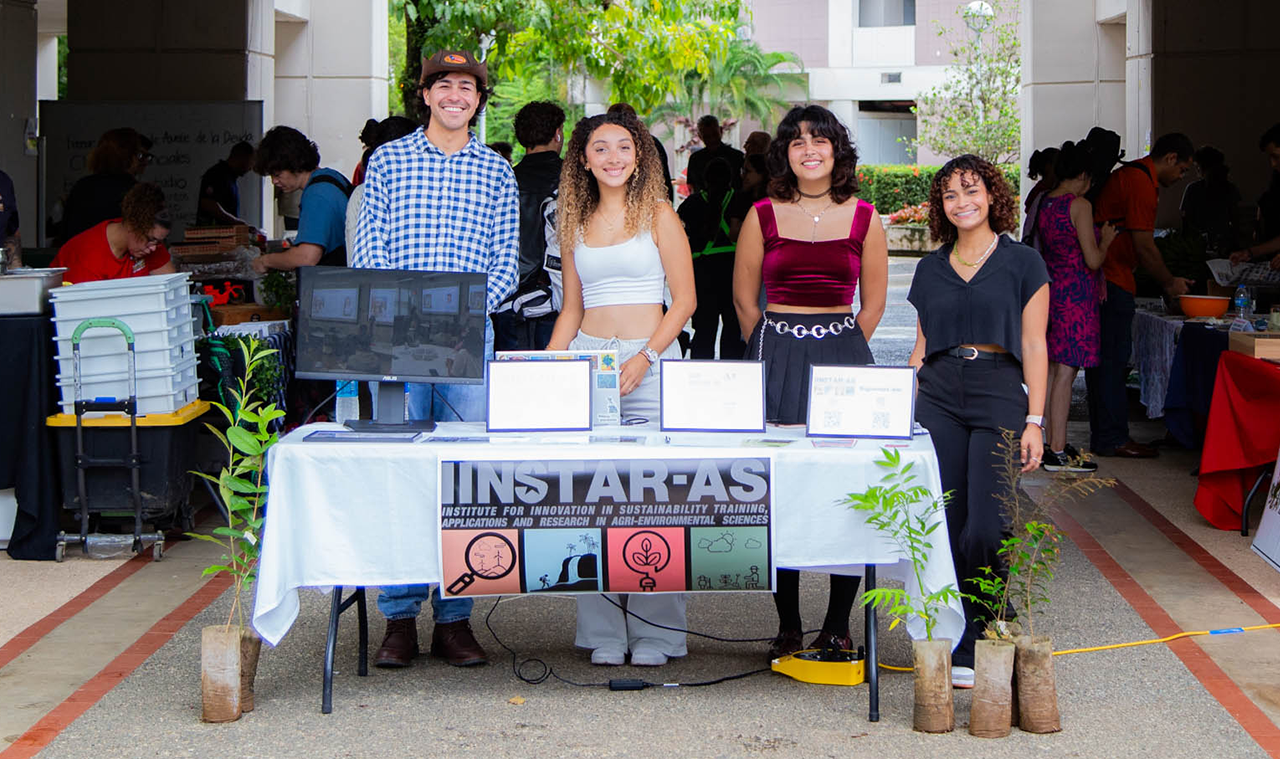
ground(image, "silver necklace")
xmin=796 ymin=198 xmax=836 ymax=242
xmin=597 ymin=207 xmax=625 ymax=235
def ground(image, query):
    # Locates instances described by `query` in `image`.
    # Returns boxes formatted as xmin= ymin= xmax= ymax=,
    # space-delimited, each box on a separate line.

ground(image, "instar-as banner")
xmin=438 ymin=454 xmax=774 ymax=597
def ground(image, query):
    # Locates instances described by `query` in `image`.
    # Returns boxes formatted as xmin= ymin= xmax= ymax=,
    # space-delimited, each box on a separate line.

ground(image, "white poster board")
xmin=39 ymin=100 xmax=265 ymax=243
xmin=1250 ymin=446 xmax=1280 ymax=573
xmin=660 ymin=360 xmax=766 ymax=433
xmin=806 ymin=365 xmax=917 ymax=439
xmin=487 ymin=360 xmax=593 ymax=432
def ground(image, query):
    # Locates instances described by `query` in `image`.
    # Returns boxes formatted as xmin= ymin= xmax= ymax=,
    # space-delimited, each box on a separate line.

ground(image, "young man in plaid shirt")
xmin=352 ymin=49 xmax=519 ymax=670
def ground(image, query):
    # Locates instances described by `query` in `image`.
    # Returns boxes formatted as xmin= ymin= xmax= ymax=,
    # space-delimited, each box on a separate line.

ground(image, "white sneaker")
xmin=629 ymin=647 xmax=669 ymax=667
xmin=591 ymin=647 xmax=626 ymax=666
xmin=951 ymin=665 xmax=975 ymax=688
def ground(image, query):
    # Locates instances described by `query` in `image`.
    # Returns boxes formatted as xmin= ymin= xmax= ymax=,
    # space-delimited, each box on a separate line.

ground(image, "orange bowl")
xmin=1179 ymin=294 xmax=1231 ymax=318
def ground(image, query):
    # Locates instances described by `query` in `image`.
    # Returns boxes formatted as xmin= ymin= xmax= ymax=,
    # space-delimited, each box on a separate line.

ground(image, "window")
xmin=881 ymin=72 xmax=903 ymax=84
xmin=859 ymin=0 xmax=916 ymax=28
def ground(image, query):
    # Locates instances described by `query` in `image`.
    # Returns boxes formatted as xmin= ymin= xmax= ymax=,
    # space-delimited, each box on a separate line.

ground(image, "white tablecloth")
xmin=252 ymin=423 xmax=963 ymax=648
xmin=1131 ymin=309 xmax=1183 ymax=419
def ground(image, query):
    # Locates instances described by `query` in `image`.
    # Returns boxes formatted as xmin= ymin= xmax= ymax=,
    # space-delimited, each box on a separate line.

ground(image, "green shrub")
xmin=856 ymin=164 xmax=1022 ymax=216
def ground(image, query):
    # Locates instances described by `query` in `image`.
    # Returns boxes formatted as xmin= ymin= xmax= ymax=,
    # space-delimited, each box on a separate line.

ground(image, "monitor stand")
xmin=343 ymin=381 xmax=436 ymax=433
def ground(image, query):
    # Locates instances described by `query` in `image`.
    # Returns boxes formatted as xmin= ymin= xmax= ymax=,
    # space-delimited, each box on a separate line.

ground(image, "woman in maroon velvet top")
xmin=733 ymin=104 xmax=889 ymax=660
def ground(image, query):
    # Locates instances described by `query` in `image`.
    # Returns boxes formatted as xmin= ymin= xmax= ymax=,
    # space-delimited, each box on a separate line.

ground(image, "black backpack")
xmin=306 ymin=173 xmax=353 ymax=267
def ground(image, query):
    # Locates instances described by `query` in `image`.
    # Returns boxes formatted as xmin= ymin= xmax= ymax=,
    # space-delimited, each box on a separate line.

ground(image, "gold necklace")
xmin=597 ymin=207 xmax=625 ymax=235
xmin=796 ymin=198 xmax=836 ymax=242
xmin=952 ymin=233 xmax=1000 ymax=268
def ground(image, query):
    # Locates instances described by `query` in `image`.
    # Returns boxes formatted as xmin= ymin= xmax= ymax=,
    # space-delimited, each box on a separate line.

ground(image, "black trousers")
xmin=915 ymin=353 xmax=1028 ymax=667
xmin=691 ymin=252 xmax=744 ymax=360
xmin=1084 ymin=281 xmax=1135 ymax=453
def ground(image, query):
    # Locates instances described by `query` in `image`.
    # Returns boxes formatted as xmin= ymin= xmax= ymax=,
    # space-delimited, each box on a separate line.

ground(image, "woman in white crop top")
xmin=546 ymin=111 xmax=696 ymax=668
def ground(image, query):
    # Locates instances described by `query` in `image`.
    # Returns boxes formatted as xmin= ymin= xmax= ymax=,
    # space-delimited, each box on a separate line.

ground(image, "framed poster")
xmin=487 ymin=359 xmax=592 ymax=432
xmin=806 ymin=365 xmax=916 ymax=439
xmin=660 ymin=360 xmax=766 ymax=433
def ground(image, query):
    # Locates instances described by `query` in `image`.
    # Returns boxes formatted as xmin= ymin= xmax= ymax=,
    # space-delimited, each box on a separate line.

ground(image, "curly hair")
xmin=120 ymin=182 xmax=169 ymax=236
xmin=927 ymin=154 xmax=1018 ymax=245
xmin=557 ymin=111 xmax=668 ymax=249
xmin=254 ymin=126 xmax=320 ymax=175
xmin=514 ymin=101 xmax=566 ymax=150
xmin=766 ymin=105 xmax=861 ymax=204
xmin=88 ymin=128 xmax=144 ymax=175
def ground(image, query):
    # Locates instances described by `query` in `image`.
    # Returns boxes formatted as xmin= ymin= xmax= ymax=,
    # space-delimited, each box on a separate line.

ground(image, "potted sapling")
xmin=846 ymin=448 xmax=960 ymax=733
xmin=966 ymin=431 xmax=1115 ymax=736
xmin=188 ymin=339 xmax=284 ymax=722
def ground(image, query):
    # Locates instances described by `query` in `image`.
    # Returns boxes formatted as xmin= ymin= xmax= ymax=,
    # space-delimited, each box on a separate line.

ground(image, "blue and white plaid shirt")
xmin=352 ymin=128 xmax=519 ymax=313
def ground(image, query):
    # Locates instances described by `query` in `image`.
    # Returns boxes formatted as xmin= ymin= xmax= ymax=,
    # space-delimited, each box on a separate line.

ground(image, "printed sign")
xmin=496 ymin=350 xmax=621 ymax=426
xmin=660 ymin=360 xmax=766 ymax=433
xmin=806 ymin=365 xmax=916 ymax=439
xmin=1250 ymin=444 xmax=1280 ymax=573
xmin=438 ymin=455 xmax=774 ymax=596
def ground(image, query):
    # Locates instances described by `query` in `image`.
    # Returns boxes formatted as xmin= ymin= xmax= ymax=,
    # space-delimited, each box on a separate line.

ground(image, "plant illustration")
xmin=845 ymin=448 xmax=958 ymax=641
xmin=187 ymin=339 xmax=284 ymax=632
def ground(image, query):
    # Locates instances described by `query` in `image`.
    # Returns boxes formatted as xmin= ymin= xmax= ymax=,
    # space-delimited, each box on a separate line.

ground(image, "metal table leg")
xmin=1242 ymin=466 xmax=1274 ymax=537
xmin=321 ymin=586 xmax=370 ymax=714
xmin=865 ymin=565 xmax=879 ymax=722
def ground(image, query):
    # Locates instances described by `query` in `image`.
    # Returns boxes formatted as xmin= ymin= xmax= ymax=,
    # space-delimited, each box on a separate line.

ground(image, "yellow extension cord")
xmin=874 ymin=622 xmax=1280 ymax=672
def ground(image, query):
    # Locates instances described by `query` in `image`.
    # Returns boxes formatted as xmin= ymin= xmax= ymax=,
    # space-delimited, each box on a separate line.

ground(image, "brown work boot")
xmin=430 ymin=619 xmax=488 ymax=667
xmin=374 ymin=618 xmax=419 ymax=668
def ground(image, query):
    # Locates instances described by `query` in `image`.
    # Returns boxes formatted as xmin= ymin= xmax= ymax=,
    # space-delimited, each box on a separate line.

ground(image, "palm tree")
xmin=650 ymin=38 xmax=806 ymax=152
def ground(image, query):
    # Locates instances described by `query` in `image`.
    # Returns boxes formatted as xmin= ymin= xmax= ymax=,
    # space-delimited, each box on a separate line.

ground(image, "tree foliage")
xmin=649 ymin=38 xmax=805 ymax=154
xmin=390 ymin=0 xmax=742 ymax=118
xmin=910 ymin=0 xmax=1020 ymax=166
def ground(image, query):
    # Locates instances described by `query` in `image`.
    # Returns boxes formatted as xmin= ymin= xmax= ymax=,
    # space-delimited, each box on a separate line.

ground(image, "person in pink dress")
xmin=1035 ymin=141 xmax=1117 ymax=472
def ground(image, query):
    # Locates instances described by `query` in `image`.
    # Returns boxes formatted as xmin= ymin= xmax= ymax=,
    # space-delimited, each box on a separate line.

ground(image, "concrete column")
xmin=828 ymin=99 xmax=857 ymax=138
xmin=1 ymin=0 xmax=38 ymax=239
xmin=273 ymin=0 xmax=386 ymax=179
xmin=36 ymin=33 xmax=58 ymax=102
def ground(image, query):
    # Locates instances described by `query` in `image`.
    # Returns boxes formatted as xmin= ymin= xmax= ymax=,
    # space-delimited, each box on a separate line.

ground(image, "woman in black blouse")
xmin=907 ymin=154 xmax=1049 ymax=687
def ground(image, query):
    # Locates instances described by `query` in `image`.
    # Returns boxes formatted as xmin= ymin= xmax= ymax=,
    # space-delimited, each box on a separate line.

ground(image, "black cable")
xmin=482 ymin=596 xmax=809 ymax=691
xmin=599 ymin=594 xmax=817 ymax=643
xmin=483 ymin=596 xmax=609 ymax=688
xmin=431 ymin=384 xmax=464 ymax=422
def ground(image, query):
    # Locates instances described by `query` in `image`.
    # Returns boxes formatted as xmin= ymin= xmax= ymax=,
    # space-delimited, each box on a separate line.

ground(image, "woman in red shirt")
xmin=52 ymin=182 xmax=175 ymax=284
xmin=733 ymin=104 xmax=889 ymax=660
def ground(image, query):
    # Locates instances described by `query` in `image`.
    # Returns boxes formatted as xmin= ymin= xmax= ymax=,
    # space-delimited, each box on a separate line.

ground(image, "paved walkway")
xmin=3 ymin=256 xmax=1279 ymax=757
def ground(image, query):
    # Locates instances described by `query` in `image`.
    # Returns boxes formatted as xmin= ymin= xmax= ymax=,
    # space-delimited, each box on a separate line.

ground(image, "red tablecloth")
xmin=1194 ymin=351 xmax=1280 ymax=530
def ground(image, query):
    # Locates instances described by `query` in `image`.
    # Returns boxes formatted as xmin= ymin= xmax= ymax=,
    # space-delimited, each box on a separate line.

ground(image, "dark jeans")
xmin=1084 ymin=282 xmax=1135 ymax=453
xmin=691 ymin=253 xmax=744 ymax=360
xmin=492 ymin=310 xmax=557 ymax=352
xmin=915 ymin=354 xmax=1028 ymax=668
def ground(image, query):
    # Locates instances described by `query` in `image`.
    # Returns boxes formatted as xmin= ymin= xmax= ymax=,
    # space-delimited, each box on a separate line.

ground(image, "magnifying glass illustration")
xmin=622 ymin=530 xmax=671 ymax=592
xmin=447 ymin=532 xmax=517 ymax=596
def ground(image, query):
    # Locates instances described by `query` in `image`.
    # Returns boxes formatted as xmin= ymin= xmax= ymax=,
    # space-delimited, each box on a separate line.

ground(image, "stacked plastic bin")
xmin=50 ymin=273 xmax=198 ymax=415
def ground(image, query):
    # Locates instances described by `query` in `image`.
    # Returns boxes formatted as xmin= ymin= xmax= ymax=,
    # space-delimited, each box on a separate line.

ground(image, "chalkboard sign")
xmin=39 ymin=101 xmax=265 ymax=243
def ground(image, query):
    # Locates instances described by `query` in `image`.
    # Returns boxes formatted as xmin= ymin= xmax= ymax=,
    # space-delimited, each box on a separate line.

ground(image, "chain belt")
xmin=757 ymin=315 xmax=859 ymax=358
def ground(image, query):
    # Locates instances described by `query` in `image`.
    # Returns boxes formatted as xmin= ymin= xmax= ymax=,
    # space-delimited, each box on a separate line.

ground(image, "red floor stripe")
xmin=1113 ymin=480 xmax=1280 ymax=625
xmin=1053 ymin=505 xmax=1280 ymax=758
xmin=0 ymin=551 xmax=152 ymax=671
xmin=0 ymin=506 xmax=217 ymax=671
xmin=0 ymin=573 xmax=233 ymax=759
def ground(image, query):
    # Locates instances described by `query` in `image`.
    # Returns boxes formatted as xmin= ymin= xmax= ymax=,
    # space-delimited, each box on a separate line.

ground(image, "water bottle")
xmin=334 ymin=381 xmax=359 ymax=424
xmin=1233 ymin=285 xmax=1251 ymax=318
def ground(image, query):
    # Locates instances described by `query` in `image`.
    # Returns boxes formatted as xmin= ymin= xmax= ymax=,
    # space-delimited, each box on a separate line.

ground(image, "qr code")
xmin=823 ymin=411 xmax=843 ymax=427
xmin=872 ymin=411 xmax=890 ymax=430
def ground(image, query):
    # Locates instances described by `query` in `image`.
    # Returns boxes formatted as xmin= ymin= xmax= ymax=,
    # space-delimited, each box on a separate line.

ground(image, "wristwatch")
xmin=1025 ymin=414 xmax=1044 ymax=428
xmin=640 ymin=347 xmax=660 ymax=365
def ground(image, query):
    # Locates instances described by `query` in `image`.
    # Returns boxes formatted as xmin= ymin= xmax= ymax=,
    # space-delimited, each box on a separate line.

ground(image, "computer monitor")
xmin=295 ymin=266 xmax=488 ymax=431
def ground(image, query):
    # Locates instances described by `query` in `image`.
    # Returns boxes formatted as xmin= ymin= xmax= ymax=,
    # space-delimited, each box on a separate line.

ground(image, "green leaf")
xmin=227 ymin=426 xmax=263 ymax=456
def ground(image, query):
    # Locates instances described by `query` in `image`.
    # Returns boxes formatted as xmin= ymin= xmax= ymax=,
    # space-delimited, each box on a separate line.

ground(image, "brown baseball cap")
xmin=420 ymin=50 xmax=488 ymax=88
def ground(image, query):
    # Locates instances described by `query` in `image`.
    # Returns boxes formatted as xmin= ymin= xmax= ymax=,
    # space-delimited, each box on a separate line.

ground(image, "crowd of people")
xmin=22 ymin=41 xmax=1280 ymax=689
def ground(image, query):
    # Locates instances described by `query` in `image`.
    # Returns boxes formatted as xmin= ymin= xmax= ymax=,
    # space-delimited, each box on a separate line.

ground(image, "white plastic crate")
xmin=53 ymin=301 xmax=192 ymax=339
xmin=53 ymin=319 xmax=195 ymax=357
xmin=56 ymin=382 xmax=200 ymax=417
xmin=56 ymin=355 xmax=199 ymax=414
xmin=56 ymin=340 xmax=194 ymax=377
xmin=50 ymin=275 xmax=191 ymax=321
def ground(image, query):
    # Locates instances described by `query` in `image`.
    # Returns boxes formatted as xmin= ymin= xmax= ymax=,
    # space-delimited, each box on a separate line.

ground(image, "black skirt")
xmin=748 ymin=311 xmax=874 ymax=425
